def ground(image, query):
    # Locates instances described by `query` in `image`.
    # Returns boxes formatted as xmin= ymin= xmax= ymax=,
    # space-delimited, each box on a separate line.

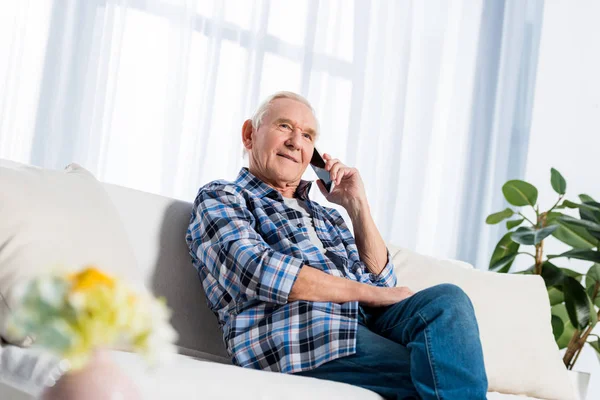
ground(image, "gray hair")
xmin=242 ymin=91 xmax=319 ymax=159
xmin=250 ymin=91 xmax=320 ymax=137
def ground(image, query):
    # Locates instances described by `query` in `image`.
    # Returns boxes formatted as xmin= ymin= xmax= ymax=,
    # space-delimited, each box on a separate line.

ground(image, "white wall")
xmin=525 ymin=1 xmax=600 ymax=398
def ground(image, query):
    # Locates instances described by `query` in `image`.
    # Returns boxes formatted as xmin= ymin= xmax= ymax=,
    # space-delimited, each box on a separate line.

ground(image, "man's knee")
xmin=424 ymin=283 xmax=474 ymax=311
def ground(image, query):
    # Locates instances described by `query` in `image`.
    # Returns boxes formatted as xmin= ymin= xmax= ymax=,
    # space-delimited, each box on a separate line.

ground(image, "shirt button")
xmin=297 ymin=223 xmax=303 ymax=228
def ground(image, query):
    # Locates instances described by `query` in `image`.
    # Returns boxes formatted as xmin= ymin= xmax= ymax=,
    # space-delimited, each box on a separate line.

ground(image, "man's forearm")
xmin=347 ymin=199 xmax=388 ymax=276
xmin=289 ymin=265 xmax=376 ymax=304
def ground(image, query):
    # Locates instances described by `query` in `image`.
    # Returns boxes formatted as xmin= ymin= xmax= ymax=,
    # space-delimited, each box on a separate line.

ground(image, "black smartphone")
xmin=310 ymin=147 xmax=333 ymax=192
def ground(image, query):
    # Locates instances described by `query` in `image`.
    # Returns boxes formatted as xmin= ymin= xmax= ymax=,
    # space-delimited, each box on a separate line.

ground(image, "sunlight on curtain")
xmin=0 ymin=1 xmax=52 ymax=162
xmin=0 ymin=0 xmax=544 ymax=266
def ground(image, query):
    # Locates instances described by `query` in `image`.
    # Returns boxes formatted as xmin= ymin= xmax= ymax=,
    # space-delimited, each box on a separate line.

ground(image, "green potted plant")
xmin=485 ymin=169 xmax=600 ymax=397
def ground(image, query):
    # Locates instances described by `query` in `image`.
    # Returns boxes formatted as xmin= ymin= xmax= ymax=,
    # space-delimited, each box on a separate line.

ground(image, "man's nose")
xmin=285 ymin=130 xmax=303 ymax=149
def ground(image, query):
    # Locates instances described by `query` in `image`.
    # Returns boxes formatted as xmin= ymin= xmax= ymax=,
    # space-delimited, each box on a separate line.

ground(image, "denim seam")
xmin=377 ymin=316 xmax=414 ymax=335
xmin=417 ymin=311 xmax=442 ymax=400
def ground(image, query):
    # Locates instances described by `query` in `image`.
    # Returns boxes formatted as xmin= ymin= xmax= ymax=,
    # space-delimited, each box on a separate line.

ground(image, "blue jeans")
xmin=294 ymin=284 xmax=488 ymax=400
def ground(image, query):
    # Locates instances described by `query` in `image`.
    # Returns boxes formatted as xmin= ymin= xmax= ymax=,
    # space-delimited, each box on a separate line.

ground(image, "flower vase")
xmin=41 ymin=350 xmax=141 ymax=400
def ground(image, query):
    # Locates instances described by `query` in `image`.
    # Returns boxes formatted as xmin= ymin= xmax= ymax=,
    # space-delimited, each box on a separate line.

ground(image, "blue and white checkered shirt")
xmin=185 ymin=168 xmax=396 ymax=373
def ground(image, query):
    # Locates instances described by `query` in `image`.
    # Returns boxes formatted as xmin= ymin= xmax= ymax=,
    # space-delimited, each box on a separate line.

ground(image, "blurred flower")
xmin=6 ymin=267 xmax=178 ymax=370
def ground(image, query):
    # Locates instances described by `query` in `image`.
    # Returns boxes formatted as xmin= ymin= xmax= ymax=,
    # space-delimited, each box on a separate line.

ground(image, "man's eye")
xmin=280 ymin=123 xmax=291 ymax=130
xmin=303 ymin=133 xmax=312 ymax=140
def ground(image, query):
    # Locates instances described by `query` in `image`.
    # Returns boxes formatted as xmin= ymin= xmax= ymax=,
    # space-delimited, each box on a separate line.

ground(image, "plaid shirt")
xmin=186 ymin=168 xmax=396 ymax=373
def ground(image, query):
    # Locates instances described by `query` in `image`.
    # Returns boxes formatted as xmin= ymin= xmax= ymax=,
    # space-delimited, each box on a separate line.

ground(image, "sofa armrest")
xmin=388 ymin=245 xmax=576 ymax=400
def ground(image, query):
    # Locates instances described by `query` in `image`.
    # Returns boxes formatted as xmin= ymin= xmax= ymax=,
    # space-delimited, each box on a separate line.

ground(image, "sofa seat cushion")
xmin=110 ymin=351 xmax=549 ymax=400
xmin=111 ymin=351 xmax=383 ymax=400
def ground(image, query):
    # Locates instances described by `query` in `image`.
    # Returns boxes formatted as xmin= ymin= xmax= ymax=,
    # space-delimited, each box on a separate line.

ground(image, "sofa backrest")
xmin=103 ymin=183 xmax=231 ymax=364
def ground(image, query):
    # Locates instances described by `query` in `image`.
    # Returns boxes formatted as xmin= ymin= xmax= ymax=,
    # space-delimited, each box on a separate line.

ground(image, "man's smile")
xmin=277 ymin=153 xmax=299 ymax=163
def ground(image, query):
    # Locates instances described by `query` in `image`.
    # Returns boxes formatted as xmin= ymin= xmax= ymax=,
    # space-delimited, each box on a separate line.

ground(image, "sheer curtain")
xmin=0 ymin=0 xmax=544 ymax=267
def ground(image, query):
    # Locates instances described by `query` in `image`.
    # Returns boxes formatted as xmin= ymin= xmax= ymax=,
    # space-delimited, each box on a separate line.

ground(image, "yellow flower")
xmin=68 ymin=267 xmax=115 ymax=293
xmin=8 ymin=266 xmax=177 ymax=371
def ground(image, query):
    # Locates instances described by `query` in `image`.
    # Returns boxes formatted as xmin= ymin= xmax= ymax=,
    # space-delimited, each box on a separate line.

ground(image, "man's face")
xmin=247 ymin=98 xmax=317 ymax=186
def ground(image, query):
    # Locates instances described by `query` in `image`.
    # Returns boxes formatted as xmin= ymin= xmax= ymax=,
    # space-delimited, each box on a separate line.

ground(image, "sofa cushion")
xmin=102 ymin=183 xmax=231 ymax=364
xmin=111 ymin=350 xmax=384 ymax=400
xmin=109 ymin=351 xmax=550 ymax=400
xmin=0 ymin=159 xmax=138 ymax=344
xmin=388 ymin=244 xmax=576 ymax=400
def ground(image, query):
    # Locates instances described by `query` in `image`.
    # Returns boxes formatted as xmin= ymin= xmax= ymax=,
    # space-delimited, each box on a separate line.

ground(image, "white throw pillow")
xmin=387 ymin=244 xmax=576 ymax=400
xmin=0 ymin=159 xmax=138 ymax=344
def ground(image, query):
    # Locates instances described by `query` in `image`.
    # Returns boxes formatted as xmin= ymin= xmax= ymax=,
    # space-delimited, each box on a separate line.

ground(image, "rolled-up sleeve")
xmin=186 ymin=189 xmax=303 ymax=305
xmin=329 ymin=208 xmax=397 ymax=288
xmin=367 ymin=249 xmax=397 ymax=287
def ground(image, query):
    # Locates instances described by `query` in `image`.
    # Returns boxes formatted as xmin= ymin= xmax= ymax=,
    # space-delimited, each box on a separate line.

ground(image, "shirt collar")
xmin=235 ymin=168 xmax=313 ymax=201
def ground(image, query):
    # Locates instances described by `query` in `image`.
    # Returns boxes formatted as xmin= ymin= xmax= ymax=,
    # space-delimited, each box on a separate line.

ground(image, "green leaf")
xmin=511 ymin=225 xmax=559 ymax=245
xmin=506 ymin=218 xmax=525 ymax=230
xmin=579 ymin=200 xmax=600 ymax=225
xmin=551 ymin=315 xmax=564 ymax=340
xmin=561 ymin=268 xmax=584 ymax=279
xmin=588 ymin=338 xmax=600 ymax=355
xmin=491 ymin=254 xmax=518 ymax=273
xmin=579 ymin=194 xmax=597 ymax=203
xmin=549 ymin=213 xmax=597 ymax=249
xmin=489 ymin=232 xmax=520 ymax=272
xmin=552 ymin=304 xmax=577 ymax=349
xmin=540 ymin=261 xmax=565 ymax=288
xmin=502 ymin=180 xmax=538 ymax=207
xmin=585 ymin=264 xmax=600 ymax=308
xmin=550 ymin=168 xmax=567 ymax=195
xmin=549 ymin=249 xmax=600 ymax=263
xmin=548 ymin=287 xmax=564 ymax=305
xmin=564 ymin=276 xmax=591 ymax=329
xmin=559 ymin=215 xmax=600 ymax=232
xmin=562 ymin=200 xmax=579 ymax=209
xmin=486 ymin=208 xmax=514 ymax=224
xmin=515 ymin=265 xmax=535 ymax=275
xmin=562 ymin=200 xmax=600 ymax=214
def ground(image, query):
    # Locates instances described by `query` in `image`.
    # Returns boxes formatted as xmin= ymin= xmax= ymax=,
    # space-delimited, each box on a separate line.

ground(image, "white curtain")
xmin=0 ymin=0 xmax=544 ymax=268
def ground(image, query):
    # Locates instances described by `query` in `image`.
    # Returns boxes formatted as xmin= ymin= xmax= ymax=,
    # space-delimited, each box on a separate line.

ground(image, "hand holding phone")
xmin=310 ymin=147 xmax=333 ymax=192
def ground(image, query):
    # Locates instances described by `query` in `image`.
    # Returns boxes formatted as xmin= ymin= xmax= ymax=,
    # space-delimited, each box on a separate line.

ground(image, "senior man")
xmin=186 ymin=91 xmax=488 ymax=399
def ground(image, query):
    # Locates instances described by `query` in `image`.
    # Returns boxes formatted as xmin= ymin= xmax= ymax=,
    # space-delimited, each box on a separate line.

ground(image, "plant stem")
xmin=563 ymin=329 xmax=581 ymax=369
xmin=547 ymin=195 xmax=565 ymax=214
xmin=534 ymin=212 xmax=547 ymax=275
xmin=535 ymin=241 xmax=544 ymax=275
xmin=518 ymin=212 xmax=536 ymax=226
xmin=563 ymin=309 xmax=600 ymax=369
xmin=571 ymin=343 xmax=584 ymax=368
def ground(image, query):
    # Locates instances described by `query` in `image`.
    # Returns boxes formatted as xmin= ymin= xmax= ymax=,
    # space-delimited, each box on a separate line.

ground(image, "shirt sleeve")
xmin=186 ymin=189 xmax=304 ymax=305
xmin=328 ymin=208 xmax=397 ymax=288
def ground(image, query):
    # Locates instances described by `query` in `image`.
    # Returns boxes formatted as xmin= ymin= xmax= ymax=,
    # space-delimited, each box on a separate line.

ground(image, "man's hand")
xmin=361 ymin=285 xmax=415 ymax=307
xmin=316 ymin=153 xmax=367 ymax=214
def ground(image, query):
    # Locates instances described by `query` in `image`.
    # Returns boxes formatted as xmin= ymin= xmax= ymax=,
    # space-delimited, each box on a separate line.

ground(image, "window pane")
xmin=196 ymin=0 xmax=216 ymax=18
xmin=104 ymin=9 xmax=170 ymax=193
xmin=259 ymin=53 xmax=302 ymax=100
xmin=267 ymin=0 xmax=308 ymax=46
xmin=201 ymin=40 xmax=248 ymax=183
xmin=224 ymin=0 xmax=257 ymax=30
xmin=0 ymin=2 xmax=52 ymax=161
xmin=308 ymin=72 xmax=351 ymax=160
xmin=314 ymin=0 xmax=354 ymax=63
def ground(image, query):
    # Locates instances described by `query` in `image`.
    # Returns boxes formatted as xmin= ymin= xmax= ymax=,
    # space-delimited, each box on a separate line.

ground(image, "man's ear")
xmin=242 ymin=119 xmax=254 ymax=151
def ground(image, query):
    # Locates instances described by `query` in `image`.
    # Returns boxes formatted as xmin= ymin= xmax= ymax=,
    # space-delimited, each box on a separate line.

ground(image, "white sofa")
xmin=0 ymin=159 xmax=579 ymax=399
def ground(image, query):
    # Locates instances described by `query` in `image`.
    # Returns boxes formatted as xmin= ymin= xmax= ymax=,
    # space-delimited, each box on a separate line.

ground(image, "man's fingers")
xmin=330 ymin=163 xmax=343 ymax=180
xmin=336 ymin=169 xmax=346 ymax=185
xmin=325 ymin=158 xmax=340 ymax=171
